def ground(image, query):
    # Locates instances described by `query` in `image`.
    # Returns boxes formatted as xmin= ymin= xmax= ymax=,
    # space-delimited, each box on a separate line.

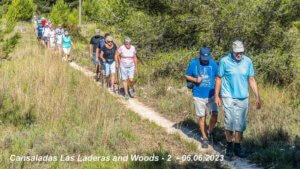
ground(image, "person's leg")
xmin=208 ymin=114 xmax=218 ymax=134
xmin=235 ymin=131 xmax=242 ymax=143
xmin=199 ymin=116 xmax=207 ymax=139
xmin=233 ymin=98 xmax=249 ymax=158
xmin=123 ymin=80 xmax=128 ymax=95
xmin=222 ymin=97 xmax=235 ymax=160
xmin=67 ymin=48 xmax=71 ymax=61
xmin=225 ymin=130 xmax=233 ymax=142
xmin=193 ymin=97 xmax=209 ymax=148
xmin=96 ymin=64 xmax=100 ymax=79
xmin=104 ymin=63 xmax=110 ymax=87
xmin=111 ymin=73 xmax=115 ymax=90
xmin=110 ymin=62 xmax=116 ymax=90
xmin=120 ymin=65 xmax=129 ymax=95
xmin=128 ymin=65 xmax=135 ymax=97
xmin=208 ymin=99 xmax=218 ymax=135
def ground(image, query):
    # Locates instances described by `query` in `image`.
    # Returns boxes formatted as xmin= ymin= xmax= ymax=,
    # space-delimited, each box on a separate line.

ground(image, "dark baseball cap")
xmin=199 ymin=47 xmax=211 ymax=60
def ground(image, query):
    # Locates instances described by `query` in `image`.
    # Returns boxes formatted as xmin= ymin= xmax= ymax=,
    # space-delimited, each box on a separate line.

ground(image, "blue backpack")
xmin=99 ymin=37 xmax=105 ymax=49
xmin=186 ymin=59 xmax=201 ymax=89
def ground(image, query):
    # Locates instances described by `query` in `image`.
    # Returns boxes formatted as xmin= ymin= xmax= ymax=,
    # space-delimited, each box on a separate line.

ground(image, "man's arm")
xmin=185 ymin=75 xmax=202 ymax=83
xmin=249 ymin=77 xmax=261 ymax=109
xmin=214 ymin=77 xmax=222 ymax=107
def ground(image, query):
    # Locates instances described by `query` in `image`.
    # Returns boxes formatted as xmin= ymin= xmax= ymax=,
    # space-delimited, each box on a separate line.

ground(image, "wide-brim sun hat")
xmin=232 ymin=40 xmax=245 ymax=53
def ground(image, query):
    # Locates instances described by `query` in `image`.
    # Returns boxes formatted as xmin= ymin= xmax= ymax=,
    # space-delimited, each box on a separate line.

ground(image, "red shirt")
xmin=42 ymin=19 xmax=46 ymax=27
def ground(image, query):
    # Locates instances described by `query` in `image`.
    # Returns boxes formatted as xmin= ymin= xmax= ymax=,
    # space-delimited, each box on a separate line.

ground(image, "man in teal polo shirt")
xmin=215 ymin=40 xmax=261 ymax=160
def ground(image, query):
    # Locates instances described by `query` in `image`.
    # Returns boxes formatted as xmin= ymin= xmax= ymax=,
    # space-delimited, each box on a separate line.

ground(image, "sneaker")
xmin=201 ymin=138 xmax=209 ymax=149
xmin=125 ymin=94 xmax=129 ymax=100
xmin=129 ymin=88 xmax=135 ymax=98
xmin=225 ymin=142 xmax=234 ymax=161
xmin=234 ymin=143 xmax=247 ymax=158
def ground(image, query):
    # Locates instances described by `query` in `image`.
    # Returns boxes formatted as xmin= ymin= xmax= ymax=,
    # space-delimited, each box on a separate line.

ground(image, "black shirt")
xmin=101 ymin=44 xmax=117 ymax=62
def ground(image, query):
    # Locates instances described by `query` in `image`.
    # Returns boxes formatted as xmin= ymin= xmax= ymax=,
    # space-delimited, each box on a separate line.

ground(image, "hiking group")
xmin=33 ymin=16 xmax=73 ymax=62
xmin=90 ymin=29 xmax=137 ymax=100
xmin=32 ymin=16 xmax=262 ymax=161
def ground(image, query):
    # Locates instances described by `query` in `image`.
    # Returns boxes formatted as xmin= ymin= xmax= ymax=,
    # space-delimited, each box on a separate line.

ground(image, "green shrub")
xmin=1 ymin=33 xmax=21 ymax=60
xmin=4 ymin=0 xmax=35 ymax=33
xmin=97 ymin=0 xmax=130 ymax=25
xmin=67 ymin=8 xmax=79 ymax=27
xmin=82 ymin=0 xmax=101 ymax=22
xmin=49 ymin=0 xmax=70 ymax=27
xmin=6 ymin=0 xmax=35 ymax=21
xmin=253 ymin=50 xmax=295 ymax=85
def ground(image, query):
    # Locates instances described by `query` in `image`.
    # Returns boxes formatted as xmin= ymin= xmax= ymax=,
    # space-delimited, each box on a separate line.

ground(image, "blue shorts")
xmin=222 ymin=97 xmax=248 ymax=132
xmin=120 ymin=63 xmax=135 ymax=80
xmin=43 ymin=36 xmax=49 ymax=42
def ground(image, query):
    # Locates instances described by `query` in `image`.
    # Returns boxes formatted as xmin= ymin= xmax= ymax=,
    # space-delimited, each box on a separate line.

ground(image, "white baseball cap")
xmin=232 ymin=40 xmax=245 ymax=53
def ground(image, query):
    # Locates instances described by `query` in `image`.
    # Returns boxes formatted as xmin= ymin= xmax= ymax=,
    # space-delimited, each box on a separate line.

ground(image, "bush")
xmin=49 ymin=0 xmax=70 ymax=27
xmin=97 ymin=0 xmax=130 ymax=25
xmin=4 ymin=0 xmax=35 ymax=33
xmin=253 ymin=50 xmax=295 ymax=85
xmin=1 ymin=33 xmax=21 ymax=60
xmin=6 ymin=0 xmax=35 ymax=21
xmin=82 ymin=0 xmax=101 ymax=22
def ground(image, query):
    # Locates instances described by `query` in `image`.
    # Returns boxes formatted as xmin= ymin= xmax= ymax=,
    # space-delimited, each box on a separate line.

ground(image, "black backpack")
xmin=186 ymin=59 xmax=201 ymax=89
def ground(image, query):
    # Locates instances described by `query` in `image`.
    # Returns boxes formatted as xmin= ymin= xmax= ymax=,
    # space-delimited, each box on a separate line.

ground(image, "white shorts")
xmin=63 ymin=48 xmax=71 ymax=55
xmin=50 ymin=40 xmax=56 ymax=48
xmin=103 ymin=61 xmax=116 ymax=77
xmin=193 ymin=97 xmax=218 ymax=118
xmin=120 ymin=63 xmax=135 ymax=80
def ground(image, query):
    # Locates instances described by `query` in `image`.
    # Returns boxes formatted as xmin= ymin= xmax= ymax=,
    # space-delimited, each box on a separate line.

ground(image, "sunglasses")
xmin=107 ymin=41 xmax=113 ymax=43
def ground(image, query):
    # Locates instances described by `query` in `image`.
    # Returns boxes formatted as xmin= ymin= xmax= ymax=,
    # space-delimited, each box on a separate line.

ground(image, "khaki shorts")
xmin=193 ymin=97 xmax=218 ymax=118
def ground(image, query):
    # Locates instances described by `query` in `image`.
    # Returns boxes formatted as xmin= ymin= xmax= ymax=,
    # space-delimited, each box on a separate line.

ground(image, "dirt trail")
xmin=69 ymin=62 xmax=261 ymax=169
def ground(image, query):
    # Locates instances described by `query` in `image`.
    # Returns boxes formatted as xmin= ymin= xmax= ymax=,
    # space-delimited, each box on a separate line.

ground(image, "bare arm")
xmin=89 ymin=44 xmax=93 ymax=58
xmin=134 ymin=53 xmax=138 ymax=73
xmin=249 ymin=77 xmax=261 ymax=109
xmin=185 ymin=75 xmax=202 ymax=83
xmin=114 ymin=51 xmax=120 ymax=68
xmin=214 ymin=77 xmax=222 ymax=107
xmin=100 ymin=51 xmax=105 ymax=62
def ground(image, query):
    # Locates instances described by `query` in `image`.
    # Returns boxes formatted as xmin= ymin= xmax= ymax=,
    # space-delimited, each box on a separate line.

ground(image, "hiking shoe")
xmin=125 ymin=94 xmax=129 ymax=100
xmin=201 ymin=138 xmax=209 ymax=149
xmin=129 ymin=88 xmax=135 ymax=98
xmin=234 ymin=143 xmax=247 ymax=158
xmin=225 ymin=142 xmax=234 ymax=161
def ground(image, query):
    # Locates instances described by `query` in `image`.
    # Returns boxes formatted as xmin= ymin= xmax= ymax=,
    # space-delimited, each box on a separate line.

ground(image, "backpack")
xmin=186 ymin=59 xmax=201 ymax=89
xmin=98 ymin=37 xmax=105 ymax=49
